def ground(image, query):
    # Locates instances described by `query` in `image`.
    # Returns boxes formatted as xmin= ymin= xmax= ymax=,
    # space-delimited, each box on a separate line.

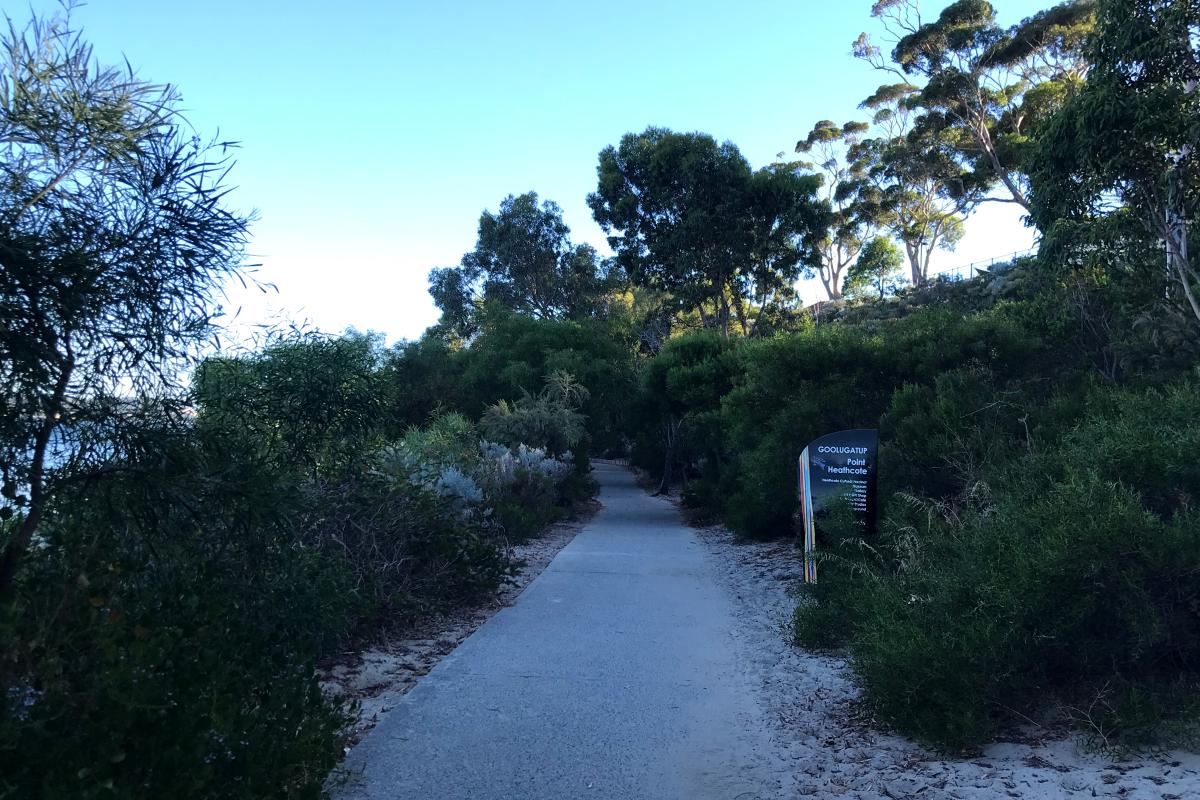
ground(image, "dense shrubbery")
xmin=0 ymin=330 xmax=597 ymax=799
xmin=795 ymin=375 xmax=1200 ymax=750
xmin=629 ymin=254 xmax=1200 ymax=750
xmin=452 ymin=309 xmax=638 ymax=454
xmin=632 ymin=293 xmax=1051 ymax=538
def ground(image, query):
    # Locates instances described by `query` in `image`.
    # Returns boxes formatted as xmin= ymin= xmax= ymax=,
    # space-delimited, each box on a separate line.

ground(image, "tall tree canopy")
xmin=1028 ymin=0 xmax=1200 ymax=328
xmin=429 ymin=192 xmax=619 ymax=339
xmin=849 ymin=83 xmax=976 ymax=285
xmin=589 ymin=127 xmax=825 ymax=336
xmin=793 ymin=119 xmax=882 ymax=299
xmin=855 ymin=0 xmax=1095 ymax=213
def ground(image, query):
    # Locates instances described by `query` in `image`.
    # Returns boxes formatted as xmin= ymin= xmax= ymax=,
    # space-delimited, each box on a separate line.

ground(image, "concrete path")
xmin=334 ymin=462 xmax=781 ymax=800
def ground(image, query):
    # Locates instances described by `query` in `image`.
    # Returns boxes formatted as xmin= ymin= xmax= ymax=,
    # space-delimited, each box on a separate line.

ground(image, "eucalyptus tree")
xmin=793 ymin=119 xmax=881 ymax=299
xmin=741 ymin=162 xmax=828 ymax=331
xmin=844 ymin=236 xmax=907 ymax=299
xmin=429 ymin=192 xmax=617 ymax=339
xmin=589 ymin=127 xmax=824 ymax=336
xmin=851 ymin=82 xmax=979 ymax=285
xmin=854 ymin=0 xmax=1095 ymax=213
xmin=0 ymin=12 xmax=252 ymax=597
xmin=1028 ymin=0 xmax=1200 ymax=327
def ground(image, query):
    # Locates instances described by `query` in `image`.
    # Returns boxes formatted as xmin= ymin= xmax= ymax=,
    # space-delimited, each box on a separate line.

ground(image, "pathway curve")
xmin=334 ymin=462 xmax=786 ymax=800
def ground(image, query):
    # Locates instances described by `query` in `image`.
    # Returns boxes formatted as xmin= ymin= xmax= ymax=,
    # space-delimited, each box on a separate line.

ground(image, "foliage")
xmin=795 ymin=376 xmax=1200 ymax=750
xmin=1 ymin=423 xmax=355 ymax=800
xmin=855 ymin=0 xmax=1095 ymax=212
xmin=1028 ymin=0 xmax=1200 ymax=328
xmin=480 ymin=371 xmax=590 ymax=457
xmin=379 ymin=332 xmax=465 ymax=435
xmin=0 ymin=9 xmax=252 ymax=598
xmin=844 ymin=236 xmax=907 ymax=299
xmin=793 ymin=119 xmax=879 ymax=299
xmin=193 ymin=332 xmax=385 ymax=478
xmin=588 ymin=126 xmax=825 ymax=335
xmin=1 ymin=323 xmax=592 ymax=797
xmin=850 ymin=82 xmax=973 ymax=285
xmin=627 ymin=331 xmax=740 ymax=496
xmin=718 ymin=305 xmax=1039 ymax=538
xmin=429 ymin=192 xmax=623 ymax=338
xmin=453 ymin=310 xmax=638 ymax=453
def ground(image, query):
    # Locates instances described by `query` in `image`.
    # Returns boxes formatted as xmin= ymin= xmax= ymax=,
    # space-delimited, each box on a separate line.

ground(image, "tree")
xmin=742 ymin=162 xmax=828 ymax=330
xmin=851 ymin=83 xmax=975 ymax=285
xmin=1028 ymin=0 xmax=1200 ymax=328
xmin=589 ymin=127 xmax=823 ymax=336
xmin=855 ymin=0 xmax=1095 ymax=213
xmin=793 ymin=119 xmax=880 ymax=300
xmin=0 ymin=11 xmax=252 ymax=597
xmin=429 ymin=192 xmax=618 ymax=339
xmin=844 ymin=236 xmax=906 ymax=299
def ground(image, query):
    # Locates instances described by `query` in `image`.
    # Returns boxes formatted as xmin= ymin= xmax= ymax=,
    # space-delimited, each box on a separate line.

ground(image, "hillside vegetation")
xmin=2 ymin=0 xmax=1198 ymax=796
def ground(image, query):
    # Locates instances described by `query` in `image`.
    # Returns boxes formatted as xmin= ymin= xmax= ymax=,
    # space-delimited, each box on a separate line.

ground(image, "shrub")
xmin=718 ymin=306 xmax=1045 ymax=538
xmin=0 ymin=432 xmax=354 ymax=800
xmin=628 ymin=331 xmax=738 ymax=496
xmin=0 ymin=328 xmax=593 ymax=798
xmin=796 ymin=376 xmax=1200 ymax=750
xmin=455 ymin=311 xmax=638 ymax=452
xmin=480 ymin=371 xmax=590 ymax=457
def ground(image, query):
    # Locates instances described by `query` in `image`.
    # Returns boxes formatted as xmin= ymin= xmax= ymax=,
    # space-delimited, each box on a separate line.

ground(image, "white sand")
xmin=694 ymin=522 xmax=1200 ymax=800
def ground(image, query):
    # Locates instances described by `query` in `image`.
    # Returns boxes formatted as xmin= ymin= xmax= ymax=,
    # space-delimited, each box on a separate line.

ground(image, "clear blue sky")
xmin=26 ymin=0 xmax=1049 ymax=343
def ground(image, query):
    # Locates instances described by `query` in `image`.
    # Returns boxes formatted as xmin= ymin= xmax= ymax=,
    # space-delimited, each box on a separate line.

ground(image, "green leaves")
xmin=429 ymin=191 xmax=621 ymax=339
xmin=1028 ymin=0 xmax=1200 ymax=328
xmin=844 ymin=236 xmax=906 ymax=299
xmin=856 ymin=0 xmax=1096 ymax=214
xmin=590 ymin=126 xmax=825 ymax=331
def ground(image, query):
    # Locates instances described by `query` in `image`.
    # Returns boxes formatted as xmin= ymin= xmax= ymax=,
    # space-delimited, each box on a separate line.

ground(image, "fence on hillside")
xmin=928 ymin=245 xmax=1039 ymax=283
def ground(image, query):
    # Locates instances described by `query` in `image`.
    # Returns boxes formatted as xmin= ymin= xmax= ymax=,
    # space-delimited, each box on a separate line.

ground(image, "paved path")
xmin=335 ymin=462 xmax=781 ymax=800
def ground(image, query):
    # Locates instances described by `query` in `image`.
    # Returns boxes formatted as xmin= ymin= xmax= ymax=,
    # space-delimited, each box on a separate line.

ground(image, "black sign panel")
xmin=797 ymin=428 xmax=879 ymax=582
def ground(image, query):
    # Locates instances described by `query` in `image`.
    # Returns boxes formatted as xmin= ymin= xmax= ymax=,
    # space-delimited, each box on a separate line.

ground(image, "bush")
xmin=0 ymin=330 xmax=595 ymax=798
xmin=455 ymin=310 xmax=638 ymax=452
xmin=479 ymin=371 xmax=590 ymax=457
xmin=717 ymin=307 xmax=1040 ymax=538
xmin=627 ymin=331 xmax=738 ymax=496
xmin=795 ymin=376 xmax=1200 ymax=750
xmin=0 ymin=432 xmax=354 ymax=800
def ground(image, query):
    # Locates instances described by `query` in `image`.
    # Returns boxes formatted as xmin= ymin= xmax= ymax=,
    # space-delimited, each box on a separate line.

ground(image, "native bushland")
xmin=623 ymin=0 xmax=1199 ymax=750
xmin=0 ymin=12 xmax=602 ymax=798
xmin=4 ymin=0 xmax=1199 ymax=791
xmin=629 ymin=251 xmax=1200 ymax=750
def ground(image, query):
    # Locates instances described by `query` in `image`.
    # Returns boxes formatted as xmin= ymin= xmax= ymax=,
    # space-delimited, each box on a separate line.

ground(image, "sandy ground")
xmin=692 ymin=520 xmax=1200 ymax=800
xmin=321 ymin=506 xmax=595 ymax=743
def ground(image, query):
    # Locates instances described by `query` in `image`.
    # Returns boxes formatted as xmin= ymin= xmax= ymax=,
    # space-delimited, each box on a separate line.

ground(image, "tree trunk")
xmin=0 ymin=354 xmax=73 ymax=601
xmin=905 ymin=240 xmax=923 ymax=286
xmin=654 ymin=414 xmax=680 ymax=496
xmin=972 ymin=113 xmax=1032 ymax=213
xmin=1164 ymin=206 xmax=1200 ymax=326
xmin=730 ymin=288 xmax=750 ymax=336
xmin=718 ymin=285 xmax=731 ymax=338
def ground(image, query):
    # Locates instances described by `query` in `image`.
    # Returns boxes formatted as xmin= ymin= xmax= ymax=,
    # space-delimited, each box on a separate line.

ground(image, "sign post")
xmin=797 ymin=429 xmax=879 ymax=583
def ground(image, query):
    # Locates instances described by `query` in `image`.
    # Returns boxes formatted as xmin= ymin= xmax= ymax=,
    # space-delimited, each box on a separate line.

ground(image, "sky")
xmin=22 ymin=0 xmax=1051 ymax=343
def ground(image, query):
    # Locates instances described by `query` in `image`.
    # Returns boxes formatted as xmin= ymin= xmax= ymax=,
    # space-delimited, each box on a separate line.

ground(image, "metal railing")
xmin=928 ymin=245 xmax=1039 ymax=283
